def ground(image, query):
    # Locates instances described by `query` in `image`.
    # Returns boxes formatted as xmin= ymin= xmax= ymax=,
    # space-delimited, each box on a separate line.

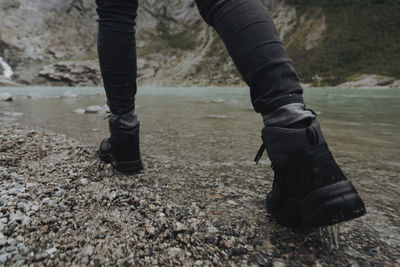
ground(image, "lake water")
xmin=1 ymin=86 xmax=399 ymax=171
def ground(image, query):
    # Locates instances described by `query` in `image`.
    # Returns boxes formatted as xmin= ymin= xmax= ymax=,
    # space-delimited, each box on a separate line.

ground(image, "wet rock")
xmin=85 ymin=105 xmax=104 ymax=114
xmin=377 ymin=78 xmax=394 ymax=86
xmin=205 ymin=114 xmax=229 ymax=120
xmin=73 ymin=108 xmax=86 ymax=114
xmin=0 ymin=92 xmax=13 ymax=102
xmin=338 ymin=75 xmax=398 ymax=89
xmin=61 ymin=91 xmax=78 ymax=98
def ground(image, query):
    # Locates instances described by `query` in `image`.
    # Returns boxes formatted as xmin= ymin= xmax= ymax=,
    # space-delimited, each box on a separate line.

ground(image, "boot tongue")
xmin=261 ymin=119 xmax=325 ymax=166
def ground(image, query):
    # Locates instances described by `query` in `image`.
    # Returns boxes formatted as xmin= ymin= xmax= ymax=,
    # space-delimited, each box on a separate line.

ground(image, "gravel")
xmin=0 ymin=119 xmax=399 ymax=266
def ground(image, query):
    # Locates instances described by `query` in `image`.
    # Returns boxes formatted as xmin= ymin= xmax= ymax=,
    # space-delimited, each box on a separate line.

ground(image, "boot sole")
xmin=98 ymin=152 xmax=143 ymax=175
xmin=267 ymin=180 xmax=366 ymax=228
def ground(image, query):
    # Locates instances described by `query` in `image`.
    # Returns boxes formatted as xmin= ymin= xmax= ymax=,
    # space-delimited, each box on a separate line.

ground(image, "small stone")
xmin=147 ymin=226 xmax=156 ymax=235
xmin=5 ymin=245 xmax=17 ymax=253
xmin=0 ymin=239 xmax=6 ymax=247
xmin=225 ymin=240 xmax=233 ymax=248
xmin=15 ymin=259 xmax=26 ymax=265
xmin=139 ymin=199 xmax=148 ymax=207
xmin=85 ymin=105 xmax=104 ymax=114
xmin=0 ymin=93 xmax=13 ymax=102
xmin=0 ymin=253 xmax=9 ymax=264
xmin=62 ymin=91 xmax=77 ymax=98
xmin=230 ymin=246 xmax=247 ymax=256
xmin=35 ymin=253 xmax=49 ymax=261
xmin=17 ymin=243 xmax=29 ymax=256
xmin=273 ymin=261 xmax=286 ymax=267
xmin=26 ymin=183 xmax=38 ymax=188
xmin=168 ymin=247 xmax=181 ymax=257
xmin=42 ymin=197 xmax=54 ymax=206
xmin=206 ymin=114 xmax=228 ymax=119
xmin=214 ymin=193 xmax=223 ymax=200
xmin=251 ymin=253 xmax=272 ymax=267
xmin=377 ymin=78 xmax=394 ymax=86
xmin=31 ymin=205 xmax=40 ymax=211
xmin=189 ymin=218 xmax=201 ymax=230
xmin=82 ymin=245 xmax=93 ymax=256
xmin=108 ymin=191 xmax=117 ymax=201
xmin=17 ymin=202 xmax=26 ymax=210
xmin=207 ymin=225 xmax=218 ymax=233
xmin=73 ymin=108 xmax=86 ymax=114
xmin=80 ymin=178 xmax=89 ymax=185
xmin=175 ymin=222 xmax=188 ymax=232
xmin=46 ymin=247 xmax=57 ymax=255
xmin=227 ymin=200 xmax=237 ymax=205
xmin=81 ymin=256 xmax=89 ymax=264
xmin=6 ymin=238 xmax=16 ymax=246
xmin=117 ymin=259 xmax=126 ymax=266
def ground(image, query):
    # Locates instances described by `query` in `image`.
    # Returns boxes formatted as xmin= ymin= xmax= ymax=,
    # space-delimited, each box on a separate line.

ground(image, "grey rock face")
xmin=0 ymin=0 xmax=286 ymax=86
xmin=38 ymin=61 xmax=101 ymax=86
xmin=0 ymin=0 xmax=98 ymax=85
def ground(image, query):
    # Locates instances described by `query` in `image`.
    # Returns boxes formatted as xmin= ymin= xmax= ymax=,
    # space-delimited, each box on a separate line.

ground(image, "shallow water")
xmin=1 ymin=86 xmax=399 ymax=171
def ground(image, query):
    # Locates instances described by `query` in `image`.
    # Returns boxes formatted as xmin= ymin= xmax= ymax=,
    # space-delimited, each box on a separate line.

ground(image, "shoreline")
xmin=1 ymin=74 xmax=400 ymax=90
xmin=0 ymin=119 xmax=399 ymax=265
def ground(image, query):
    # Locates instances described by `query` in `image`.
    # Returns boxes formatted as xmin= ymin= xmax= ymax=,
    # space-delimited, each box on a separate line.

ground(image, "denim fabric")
xmin=96 ymin=0 xmax=138 ymax=115
xmin=96 ymin=0 xmax=304 ymax=115
xmin=263 ymin=103 xmax=316 ymax=127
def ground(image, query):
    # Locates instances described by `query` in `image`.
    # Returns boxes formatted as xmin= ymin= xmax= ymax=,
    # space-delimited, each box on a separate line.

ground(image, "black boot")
xmin=98 ymin=110 xmax=143 ymax=174
xmin=254 ymin=119 xmax=366 ymax=228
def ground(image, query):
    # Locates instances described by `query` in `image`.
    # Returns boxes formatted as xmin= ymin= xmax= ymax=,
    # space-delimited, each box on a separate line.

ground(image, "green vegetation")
xmin=156 ymin=22 xmax=199 ymax=51
xmin=286 ymin=0 xmax=400 ymax=85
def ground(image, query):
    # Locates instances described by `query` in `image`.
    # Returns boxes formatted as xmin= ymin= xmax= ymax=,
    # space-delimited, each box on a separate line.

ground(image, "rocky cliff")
xmin=0 ymin=0 xmax=399 ymax=87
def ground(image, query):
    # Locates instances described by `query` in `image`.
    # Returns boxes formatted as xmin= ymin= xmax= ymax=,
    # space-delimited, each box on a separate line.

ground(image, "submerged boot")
xmin=254 ymin=119 xmax=366 ymax=228
xmin=98 ymin=110 xmax=143 ymax=174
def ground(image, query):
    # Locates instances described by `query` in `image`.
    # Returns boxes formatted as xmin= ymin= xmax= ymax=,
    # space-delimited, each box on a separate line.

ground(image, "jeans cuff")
xmin=259 ymin=94 xmax=304 ymax=115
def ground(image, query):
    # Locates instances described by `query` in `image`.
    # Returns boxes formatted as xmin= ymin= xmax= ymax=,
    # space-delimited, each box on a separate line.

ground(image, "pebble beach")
xmin=1 ymin=117 xmax=399 ymax=266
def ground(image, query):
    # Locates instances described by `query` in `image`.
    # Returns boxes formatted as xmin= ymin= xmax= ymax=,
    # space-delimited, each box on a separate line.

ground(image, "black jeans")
xmin=96 ymin=0 xmax=304 ymax=115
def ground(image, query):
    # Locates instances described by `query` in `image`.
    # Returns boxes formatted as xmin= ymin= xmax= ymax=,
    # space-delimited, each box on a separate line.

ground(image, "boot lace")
xmin=254 ymin=143 xmax=266 ymax=165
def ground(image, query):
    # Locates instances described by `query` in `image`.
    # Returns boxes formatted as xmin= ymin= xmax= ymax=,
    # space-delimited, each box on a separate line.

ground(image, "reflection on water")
xmin=1 ymin=86 xmax=399 ymax=173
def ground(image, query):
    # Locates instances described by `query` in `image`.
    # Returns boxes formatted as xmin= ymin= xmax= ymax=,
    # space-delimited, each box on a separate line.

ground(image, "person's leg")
xmin=196 ymin=0 xmax=313 ymax=124
xmin=96 ymin=0 xmax=143 ymax=174
xmin=195 ymin=0 xmax=365 ymax=227
xmin=96 ymin=0 xmax=138 ymax=115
